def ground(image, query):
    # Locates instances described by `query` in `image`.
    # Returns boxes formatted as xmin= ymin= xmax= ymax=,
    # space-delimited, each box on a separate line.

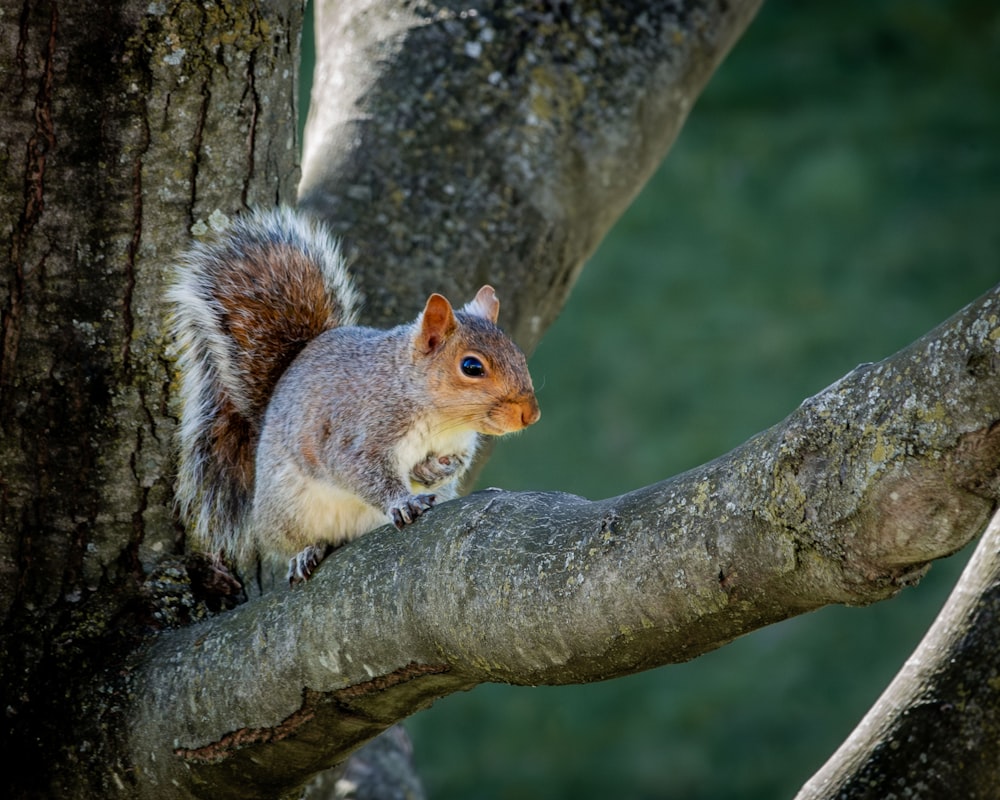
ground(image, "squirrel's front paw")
xmin=287 ymin=544 xmax=331 ymax=585
xmin=410 ymin=453 xmax=465 ymax=488
xmin=390 ymin=493 xmax=436 ymax=528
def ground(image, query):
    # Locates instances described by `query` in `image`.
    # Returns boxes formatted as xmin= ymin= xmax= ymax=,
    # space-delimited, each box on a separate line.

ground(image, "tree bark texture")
xmin=127 ymin=282 xmax=1000 ymax=799
xmin=298 ymin=0 xmax=763 ymax=349
xmin=0 ymin=1 xmax=301 ymax=797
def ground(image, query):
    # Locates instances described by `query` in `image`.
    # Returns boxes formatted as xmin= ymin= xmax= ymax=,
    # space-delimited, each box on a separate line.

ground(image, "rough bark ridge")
xmin=0 ymin=1 xmax=301 ymax=797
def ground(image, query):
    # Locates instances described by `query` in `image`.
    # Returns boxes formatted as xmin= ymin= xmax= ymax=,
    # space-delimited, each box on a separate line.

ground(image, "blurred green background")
xmin=305 ymin=0 xmax=999 ymax=797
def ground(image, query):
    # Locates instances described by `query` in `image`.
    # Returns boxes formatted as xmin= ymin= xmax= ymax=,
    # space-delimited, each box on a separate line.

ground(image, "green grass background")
xmin=302 ymin=0 xmax=998 ymax=796
xmin=398 ymin=1 xmax=999 ymax=798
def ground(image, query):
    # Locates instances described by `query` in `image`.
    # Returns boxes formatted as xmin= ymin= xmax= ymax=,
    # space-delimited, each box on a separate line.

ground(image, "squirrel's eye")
xmin=461 ymin=356 xmax=485 ymax=377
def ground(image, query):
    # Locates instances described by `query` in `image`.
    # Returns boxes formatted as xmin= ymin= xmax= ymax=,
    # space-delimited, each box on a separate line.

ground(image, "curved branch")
xmin=127 ymin=284 xmax=1000 ymax=798
xmin=297 ymin=0 xmax=763 ymax=348
xmin=796 ymin=510 xmax=1000 ymax=799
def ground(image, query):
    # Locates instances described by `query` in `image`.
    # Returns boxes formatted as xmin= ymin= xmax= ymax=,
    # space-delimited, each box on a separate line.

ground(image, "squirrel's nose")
xmin=522 ymin=399 xmax=541 ymax=427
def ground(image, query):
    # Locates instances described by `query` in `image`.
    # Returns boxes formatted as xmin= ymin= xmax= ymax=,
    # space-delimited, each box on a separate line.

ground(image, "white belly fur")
xmin=258 ymin=422 xmax=479 ymax=561
xmin=285 ymin=478 xmax=386 ymax=553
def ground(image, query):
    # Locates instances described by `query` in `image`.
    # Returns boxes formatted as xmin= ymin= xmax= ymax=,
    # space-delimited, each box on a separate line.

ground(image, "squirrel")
xmin=169 ymin=207 xmax=540 ymax=584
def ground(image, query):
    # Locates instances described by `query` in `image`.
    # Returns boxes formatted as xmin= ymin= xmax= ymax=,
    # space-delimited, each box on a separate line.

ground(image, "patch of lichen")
xmin=365 ymin=1 xmax=699 ymax=172
xmin=144 ymin=0 xmax=274 ymax=80
xmin=153 ymin=0 xmax=271 ymax=68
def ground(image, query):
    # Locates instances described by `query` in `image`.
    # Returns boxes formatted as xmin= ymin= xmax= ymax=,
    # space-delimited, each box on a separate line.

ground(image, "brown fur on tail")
xmin=169 ymin=208 xmax=359 ymax=562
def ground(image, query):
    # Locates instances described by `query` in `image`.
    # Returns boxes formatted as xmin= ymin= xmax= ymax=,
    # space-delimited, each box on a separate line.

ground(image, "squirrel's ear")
xmin=462 ymin=285 xmax=500 ymax=323
xmin=416 ymin=293 xmax=458 ymax=354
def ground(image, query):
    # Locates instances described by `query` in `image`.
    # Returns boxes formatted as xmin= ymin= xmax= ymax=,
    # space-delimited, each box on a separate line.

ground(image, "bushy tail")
xmin=168 ymin=208 xmax=359 ymax=562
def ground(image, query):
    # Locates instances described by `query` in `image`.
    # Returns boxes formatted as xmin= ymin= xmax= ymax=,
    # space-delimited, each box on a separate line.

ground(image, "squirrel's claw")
xmin=391 ymin=493 xmax=436 ymax=528
xmin=287 ymin=544 xmax=331 ymax=585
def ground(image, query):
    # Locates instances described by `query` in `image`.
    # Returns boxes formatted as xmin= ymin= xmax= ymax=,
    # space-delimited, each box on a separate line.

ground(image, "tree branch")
xmin=297 ymin=0 xmax=763 ymax=347
xmin=127 ymin=283 xmax=1000 ymax=798
xmin=796 ymin=509 xmax=1000 ymax=799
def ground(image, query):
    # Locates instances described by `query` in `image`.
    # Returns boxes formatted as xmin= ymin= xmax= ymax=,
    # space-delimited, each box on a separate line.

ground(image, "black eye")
xmin=461 ymin=356 xmax=485 ymax=377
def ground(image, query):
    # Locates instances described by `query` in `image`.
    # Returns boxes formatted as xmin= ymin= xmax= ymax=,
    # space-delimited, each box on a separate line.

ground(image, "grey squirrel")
xmin=169 ymin=207 xmax=540 ymax=583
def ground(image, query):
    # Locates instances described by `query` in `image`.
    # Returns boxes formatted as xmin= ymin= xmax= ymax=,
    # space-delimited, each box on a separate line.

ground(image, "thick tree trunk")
xmin=0 ymin=1 xmax=301 ymax=797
